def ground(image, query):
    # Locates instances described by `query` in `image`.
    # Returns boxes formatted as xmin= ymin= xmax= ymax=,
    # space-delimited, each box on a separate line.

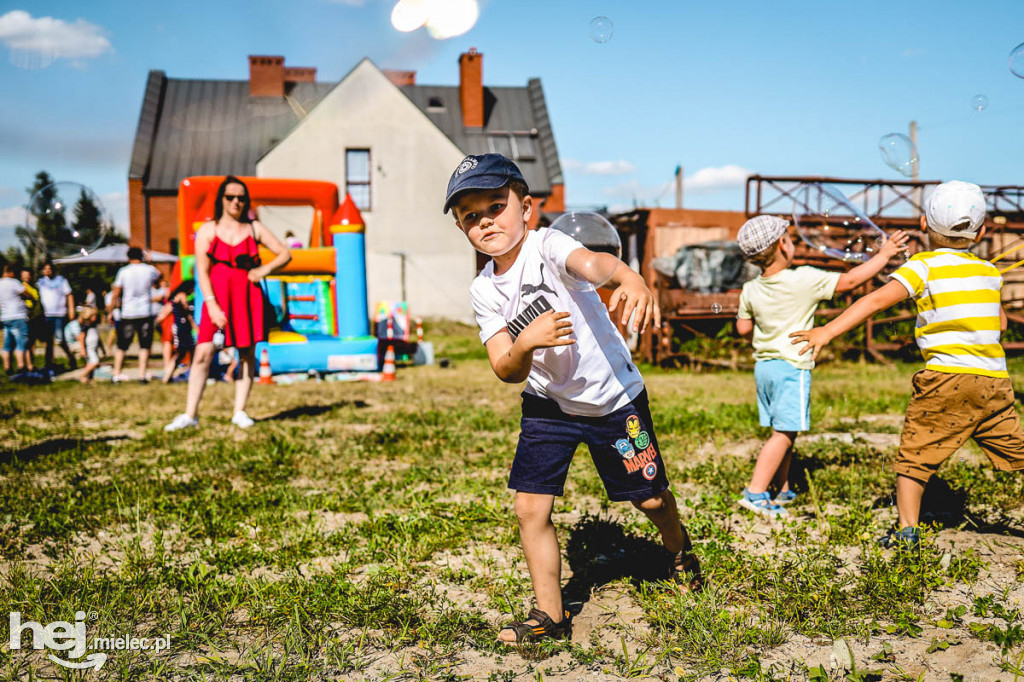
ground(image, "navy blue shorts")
xmin=509 ymin=389 xmax=670 ymax=502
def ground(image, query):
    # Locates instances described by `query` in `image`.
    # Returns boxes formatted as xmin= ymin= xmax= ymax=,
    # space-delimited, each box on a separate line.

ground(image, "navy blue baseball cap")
xmin=443 ymin=154 xmax=528 ymax=214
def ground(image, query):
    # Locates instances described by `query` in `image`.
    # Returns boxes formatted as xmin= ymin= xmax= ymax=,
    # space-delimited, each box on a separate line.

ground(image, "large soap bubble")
xmin=972 ymin=94 xmax=989 ymax=112
xmin=878 ymin=133 xmax=918 ymax=178
xmin=550 ymin=211 xmax=621 ymax=287
xmin=792 ymin=183 xmax=886 ymax=263
xmin=589 ymin=16 xmax=614 ymax=43
xmin=1011 ymin=42 xmax=1024 ymax=78
xmin=25 ymin=182 xmax=112 ymax=257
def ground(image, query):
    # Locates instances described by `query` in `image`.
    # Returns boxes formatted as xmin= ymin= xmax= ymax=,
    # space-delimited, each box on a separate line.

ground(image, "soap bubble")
xmin=550 ymin=211 xmax=621 ymax=287
xmin=589 ymin=16 xmax=614 ymax=43
xmin=8 ymin=46 xmax=57 ymax=70
xmin=711 ymin=302 xmax=723 ymax=314
xmin=972 ymin=94 xmax=989 ymax=112
xmin=25 ymin=182 xmax=112 ymax=258
xmin=425 ymin=0 xmax=479 ymax=39
xmin=390 ymin=0 xmax=429 ymax=32
xmin=1010 ymin=42 xmax=1024 ymax=78
xmin=878 ymin=133 xmax=918 ymax=178
xmin=792 ymin=183 xmax=885 ymax=263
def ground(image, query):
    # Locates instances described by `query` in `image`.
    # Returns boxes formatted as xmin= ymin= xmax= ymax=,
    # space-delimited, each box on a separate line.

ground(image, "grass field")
xmin=3 ymin=322 xmax=1024 ymax=680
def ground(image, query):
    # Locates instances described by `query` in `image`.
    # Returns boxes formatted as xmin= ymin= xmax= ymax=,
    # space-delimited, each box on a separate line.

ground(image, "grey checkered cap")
xmin=737 ymin=215 xmax=789 ymax=256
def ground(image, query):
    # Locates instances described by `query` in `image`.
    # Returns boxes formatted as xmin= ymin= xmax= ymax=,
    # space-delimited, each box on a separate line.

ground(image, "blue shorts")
xmin=2 ymin=318 xmax=29 ymax=352
xmin=510 ymin=388 xmax=670 ymax=502
xmin=755 ymin=359 xmax=811 ymax=432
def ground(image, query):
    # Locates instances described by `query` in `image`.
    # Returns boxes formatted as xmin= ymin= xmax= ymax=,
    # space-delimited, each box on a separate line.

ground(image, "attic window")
xmin=427 ymin=96 xmax=445 ymax=110
xmin=487 ymin=133 xmax=537 ymax=160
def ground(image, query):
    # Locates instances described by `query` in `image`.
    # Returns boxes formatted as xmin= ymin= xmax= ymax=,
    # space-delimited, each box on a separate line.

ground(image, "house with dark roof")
xmin=128 ymin=50 xmax=564 ymax=319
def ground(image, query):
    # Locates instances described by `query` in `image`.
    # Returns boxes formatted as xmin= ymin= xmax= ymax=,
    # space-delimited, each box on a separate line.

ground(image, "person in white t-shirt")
xmin=445 ymin=154 xmax=701 ymax=644
xmin=109 ymin=247 xmax=161 ymax=383
xmin=0 ymin=263 xmax=33 ymax=375
xmin=36 ymin=261 xmax=77 ymax=371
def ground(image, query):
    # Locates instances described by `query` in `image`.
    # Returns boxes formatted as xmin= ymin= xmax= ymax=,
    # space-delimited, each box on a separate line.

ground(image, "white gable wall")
xmin=257 ymin=59 xmax=473 ymax=322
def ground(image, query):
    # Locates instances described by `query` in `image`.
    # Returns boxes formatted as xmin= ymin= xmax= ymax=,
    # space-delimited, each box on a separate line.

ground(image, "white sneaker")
xmin=164 ymin=413 xmax=199 ymax=432
xmin=112 ymin=374 xmax=130 ymax=384
xmin=231 ymin=411 xmax=255 ymax=429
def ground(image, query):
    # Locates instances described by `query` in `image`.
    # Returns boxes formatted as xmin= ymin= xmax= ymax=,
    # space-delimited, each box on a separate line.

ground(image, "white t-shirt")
xmin=113 ymin=262 xmax=161 ymax=319
xmin=737 ymin=266 xmax=840 ymax=370
xmin=151 ymin=285 xmax=168 ymax=317
xmin=0 ymin=278 xmax=28 ymax=322
xmin=104 ymin=291 xmax=120 ymax=322
xmin=37 ymin=275 xmax=72 ymax=316
xmin=470 ymin=228 xmax=644 ymax=417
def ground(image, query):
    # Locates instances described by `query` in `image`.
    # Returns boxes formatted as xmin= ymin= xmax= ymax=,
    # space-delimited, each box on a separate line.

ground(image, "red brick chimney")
xmin=459 ymin=48 xmax=483 ymax=128
xmin=249 ymin=57 xmax=317 ymax=97
xmin=249 ymin=56 xmax=285 ymax=97
xmin=383 ymin=69 xmax=417 ymax=87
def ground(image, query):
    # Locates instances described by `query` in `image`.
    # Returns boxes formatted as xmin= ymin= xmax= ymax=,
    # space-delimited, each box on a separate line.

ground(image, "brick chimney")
xmin=459 ymin=48 xmax=483 ymax=128
xmin=249 ymin=56 xmax=285 ymax=97
xmin=249 ymin=56 xmax=317 ymax=97
xmin=383 ymin=69 xmax=417 ymax=87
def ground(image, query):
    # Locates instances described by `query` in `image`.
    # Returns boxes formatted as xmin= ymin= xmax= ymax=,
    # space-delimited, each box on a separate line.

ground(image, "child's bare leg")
xmin=631 ymin=489 xmax=687 ymax=553
xmin=748 ymin=430 xmax=796 ymax=494
xmin=498 ymin=491 xmax=562 ymax=641
xmin=771 ymin=441 xmax=795 ymax=493
xmin=896 ymin=475 xmax=926 ymax=528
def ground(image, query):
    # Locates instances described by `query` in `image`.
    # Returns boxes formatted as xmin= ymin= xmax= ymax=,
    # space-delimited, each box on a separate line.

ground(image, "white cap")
xmin=926 ymin=180 xmax=986 ymax=239
xmin=737 ymin=215 xmax=789 ymax=256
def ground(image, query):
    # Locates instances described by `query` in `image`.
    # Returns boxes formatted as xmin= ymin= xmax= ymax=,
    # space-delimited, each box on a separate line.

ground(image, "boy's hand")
xmin=789 ymin=327 xmax=833 ymax=361
xmin=608 ymin=277 xmax=660 ymax=334
xmin=878 ymin=230 xmax=910 ymax=260
xmin=517 ymin=310 xmax=574 ymax=352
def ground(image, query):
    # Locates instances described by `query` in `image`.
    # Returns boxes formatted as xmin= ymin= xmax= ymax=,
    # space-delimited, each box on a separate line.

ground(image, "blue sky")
xmin=1 ymin=0 xmax=1022 ymax=249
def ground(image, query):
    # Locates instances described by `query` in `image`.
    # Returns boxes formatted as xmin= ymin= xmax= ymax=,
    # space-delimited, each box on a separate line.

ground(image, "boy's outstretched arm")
xmin=565 ymin=248 xmax=660 ymax=333
xmin=484 ymin=310 xmax=575 ymax=384
xmin=790 ymin=280 xmax=909 ymax=361
xmin=834 ymin=230 xmax=910 ymax=293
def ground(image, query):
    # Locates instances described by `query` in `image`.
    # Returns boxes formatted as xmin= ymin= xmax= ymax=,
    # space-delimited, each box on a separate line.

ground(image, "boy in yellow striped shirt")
xmin=791 ymin=181 xmax=1024 ymax=548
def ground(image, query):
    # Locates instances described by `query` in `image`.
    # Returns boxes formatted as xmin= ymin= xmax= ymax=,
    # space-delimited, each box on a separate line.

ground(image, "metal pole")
xmin=910 ymin=120 xmax=922 ymax=215
xmin=675 ymin=165 xmax=683 ymax=210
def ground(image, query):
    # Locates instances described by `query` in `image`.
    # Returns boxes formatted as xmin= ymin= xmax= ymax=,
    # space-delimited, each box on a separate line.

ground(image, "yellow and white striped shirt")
xmin=890 ymin=249 xmax=1006 ymax=378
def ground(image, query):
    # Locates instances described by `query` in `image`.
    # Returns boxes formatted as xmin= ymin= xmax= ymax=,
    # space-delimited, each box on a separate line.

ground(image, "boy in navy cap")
xmin=445 ymin=154 xmax=701 ymax=643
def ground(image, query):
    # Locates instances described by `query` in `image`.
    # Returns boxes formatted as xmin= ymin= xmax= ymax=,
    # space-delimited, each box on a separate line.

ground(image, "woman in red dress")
xmin=165 ymin=176 xmax=291 ymax=431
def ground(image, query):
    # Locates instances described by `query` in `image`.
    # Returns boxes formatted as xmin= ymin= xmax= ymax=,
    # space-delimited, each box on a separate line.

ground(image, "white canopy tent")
xmin=53 ymin=244 xmax=178 ymax=264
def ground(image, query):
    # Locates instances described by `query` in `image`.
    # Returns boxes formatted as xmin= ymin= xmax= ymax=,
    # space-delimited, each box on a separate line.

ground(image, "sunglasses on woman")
xmin=224 ymin=194 xmax=247 ymax=202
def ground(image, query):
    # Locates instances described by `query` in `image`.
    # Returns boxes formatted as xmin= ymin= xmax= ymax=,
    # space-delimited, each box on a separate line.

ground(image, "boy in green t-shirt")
xmin=735 ymin=215 xmax=907 ymax=517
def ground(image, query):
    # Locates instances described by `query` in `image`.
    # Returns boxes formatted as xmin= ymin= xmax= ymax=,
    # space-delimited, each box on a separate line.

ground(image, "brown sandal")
xmin=671 ymin=549 xmax=703 ymax=592
xmin=498 ymin=608 xmax=572 ymax=643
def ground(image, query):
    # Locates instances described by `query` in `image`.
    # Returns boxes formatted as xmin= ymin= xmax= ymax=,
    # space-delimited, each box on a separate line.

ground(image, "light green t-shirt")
xmin=737 ymin=266 xmax=841 ymax=370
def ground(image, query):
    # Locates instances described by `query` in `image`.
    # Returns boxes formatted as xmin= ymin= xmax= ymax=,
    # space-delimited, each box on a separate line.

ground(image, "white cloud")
xmin=101 ymin=191 xmax=128 ymax=232
xmin=0 ymin=10 xmax=112 ymax=64
xmin=562 ymin=158 xmax=636 ymax=176
xmin=684 ymin=165 xmax=752 ymax=193
xmin=0 ymin=205 xmax=23 ymax=228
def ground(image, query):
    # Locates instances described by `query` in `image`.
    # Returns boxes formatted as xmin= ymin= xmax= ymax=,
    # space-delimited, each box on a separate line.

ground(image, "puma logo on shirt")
xmin=521 ymin=263 xmax=556 ymax=297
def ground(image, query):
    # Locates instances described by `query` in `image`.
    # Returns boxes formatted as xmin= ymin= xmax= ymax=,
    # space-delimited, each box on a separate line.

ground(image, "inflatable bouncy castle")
xmin=172 ymin=176 xmax=378 ymax=374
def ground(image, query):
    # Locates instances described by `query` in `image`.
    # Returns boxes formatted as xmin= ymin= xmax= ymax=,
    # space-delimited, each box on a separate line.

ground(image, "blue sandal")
xmin=738 ymin=489 xmax=788 ymax=517
xmin=774 ymin=490 xmax=797 ymax=505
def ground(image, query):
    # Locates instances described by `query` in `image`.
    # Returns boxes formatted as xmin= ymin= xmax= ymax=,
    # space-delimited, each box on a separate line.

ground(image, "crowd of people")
xmin=0 ymin=176 xmax=292 ymax=431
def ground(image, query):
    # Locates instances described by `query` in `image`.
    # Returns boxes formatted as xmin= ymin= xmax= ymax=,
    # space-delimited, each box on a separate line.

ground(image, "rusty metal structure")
xmin=628 ymin=175 xmax=1024 ymax=365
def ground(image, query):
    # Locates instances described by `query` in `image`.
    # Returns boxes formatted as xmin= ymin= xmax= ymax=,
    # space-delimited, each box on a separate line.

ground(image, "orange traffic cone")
xmin=257 ymin=348 xmax=274 ymax=385
xmin=381 ymin=344 xmax=396 ymax=382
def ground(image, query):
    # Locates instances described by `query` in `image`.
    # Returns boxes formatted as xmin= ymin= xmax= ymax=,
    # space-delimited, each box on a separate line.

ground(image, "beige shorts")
xmin=896 ymin=369 xmax=1024 ymax=483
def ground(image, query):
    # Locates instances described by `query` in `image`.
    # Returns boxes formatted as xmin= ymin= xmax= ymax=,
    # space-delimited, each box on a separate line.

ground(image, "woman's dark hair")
xmin=214 ymin=175 xmax=252 ymax=223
